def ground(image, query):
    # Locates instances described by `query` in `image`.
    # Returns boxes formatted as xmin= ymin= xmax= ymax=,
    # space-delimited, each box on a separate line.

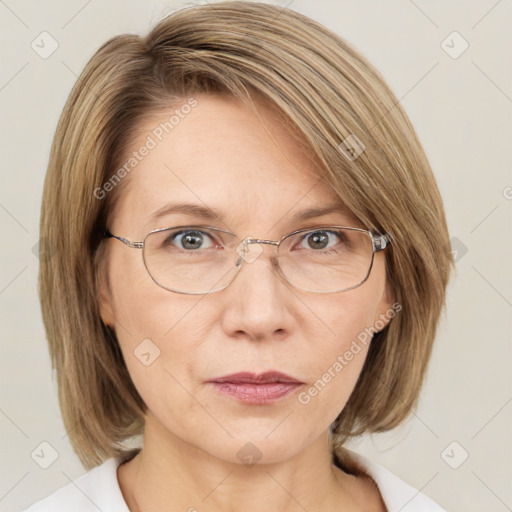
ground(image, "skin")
xmin=98 ymin=94 xmax=393 ymax=512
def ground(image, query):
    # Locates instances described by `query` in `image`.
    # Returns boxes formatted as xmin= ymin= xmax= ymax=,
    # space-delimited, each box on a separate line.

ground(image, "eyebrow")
xmin=148 ymin=201 xmax=354 ymax=226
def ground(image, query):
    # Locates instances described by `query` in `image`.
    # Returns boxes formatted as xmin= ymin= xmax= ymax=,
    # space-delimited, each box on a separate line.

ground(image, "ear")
xmin=96 ymin=255 xmax=116 ymax=329
xmin=372 ymin=280 xmax=397 ymax=333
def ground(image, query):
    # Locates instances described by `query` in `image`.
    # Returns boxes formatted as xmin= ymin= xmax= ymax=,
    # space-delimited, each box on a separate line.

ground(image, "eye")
xmin=165 ymin=229 xmax=218 ymax=251
xmin=298 ymin=230 xmax=346 ymax=251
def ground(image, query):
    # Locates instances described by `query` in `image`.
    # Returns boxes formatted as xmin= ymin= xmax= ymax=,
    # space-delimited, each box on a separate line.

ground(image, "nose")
xmin=219 ymin=241 xmax=292 ymax=341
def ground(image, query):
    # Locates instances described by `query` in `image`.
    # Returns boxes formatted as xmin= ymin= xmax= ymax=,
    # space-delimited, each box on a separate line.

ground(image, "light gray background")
xmin=1 ymin=1 xmax=511 ymax=511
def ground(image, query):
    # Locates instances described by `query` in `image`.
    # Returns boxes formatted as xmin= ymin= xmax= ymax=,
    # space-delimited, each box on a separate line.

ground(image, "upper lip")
xmin=208 ymin=371 xmax=303 ymax=384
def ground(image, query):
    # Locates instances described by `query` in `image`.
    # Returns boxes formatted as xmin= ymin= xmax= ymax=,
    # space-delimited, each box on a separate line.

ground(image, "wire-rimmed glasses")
xmin=103 ymin=225 xmax=391 ymax=295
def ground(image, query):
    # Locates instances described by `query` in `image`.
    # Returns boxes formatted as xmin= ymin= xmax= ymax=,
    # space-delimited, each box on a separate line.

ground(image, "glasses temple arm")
xmin=103 ymin=230 xmax=143 ymax=249
xmin=372 ymin=232 xmax=391 ymax=252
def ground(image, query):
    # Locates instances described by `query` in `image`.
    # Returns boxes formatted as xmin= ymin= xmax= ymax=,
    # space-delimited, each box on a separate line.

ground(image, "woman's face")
xmin=98 ymin=94 xmax=393 ymax=464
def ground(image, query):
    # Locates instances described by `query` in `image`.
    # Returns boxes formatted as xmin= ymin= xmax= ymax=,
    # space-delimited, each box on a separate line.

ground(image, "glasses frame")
xmin=103 ymin=225 xmax=391 ymax=295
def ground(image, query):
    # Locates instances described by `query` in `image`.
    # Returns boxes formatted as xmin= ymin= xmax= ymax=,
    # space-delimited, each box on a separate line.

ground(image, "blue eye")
xmin=298 ymin=230 xmax=346 ymax=252
xmin=166 ymin=230 xmax=216 ymax=251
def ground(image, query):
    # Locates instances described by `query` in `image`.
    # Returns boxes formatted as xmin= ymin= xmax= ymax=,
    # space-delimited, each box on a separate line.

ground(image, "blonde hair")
xmin=39 ymin=1 xmax=454 ymax=470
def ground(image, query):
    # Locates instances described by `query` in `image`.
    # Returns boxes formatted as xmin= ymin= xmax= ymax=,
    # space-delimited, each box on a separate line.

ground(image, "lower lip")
xmin=209 ymin=382 xmax=302 ymax=404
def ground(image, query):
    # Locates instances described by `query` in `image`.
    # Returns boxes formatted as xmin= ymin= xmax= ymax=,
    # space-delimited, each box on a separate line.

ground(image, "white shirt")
xmin=23 ymin=449 xmax=445 ymax=511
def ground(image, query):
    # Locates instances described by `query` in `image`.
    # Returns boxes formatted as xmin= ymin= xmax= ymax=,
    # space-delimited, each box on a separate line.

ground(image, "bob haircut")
xmin=39 ymin=1 xmax=454 ymax=470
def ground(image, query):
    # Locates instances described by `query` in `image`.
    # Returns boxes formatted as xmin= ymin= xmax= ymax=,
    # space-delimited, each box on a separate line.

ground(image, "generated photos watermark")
xmin=298 ymin=301 xmax=402 ymax=405
xmin=93 ymin=97 xmax=198 ymax=200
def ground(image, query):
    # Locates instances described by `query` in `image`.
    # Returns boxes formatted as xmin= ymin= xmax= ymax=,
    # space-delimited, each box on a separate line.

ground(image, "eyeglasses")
xmin=103 ymin=225 xmax=391 ymax=295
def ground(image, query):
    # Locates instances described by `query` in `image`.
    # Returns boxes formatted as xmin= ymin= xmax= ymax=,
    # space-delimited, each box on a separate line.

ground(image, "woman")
xmin=25 ymin=2 xmax=453 ymax=510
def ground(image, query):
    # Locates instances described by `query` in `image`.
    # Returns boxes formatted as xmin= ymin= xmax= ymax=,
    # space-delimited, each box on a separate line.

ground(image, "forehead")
xmin=111 ymin=94 xmax=361 ymax=235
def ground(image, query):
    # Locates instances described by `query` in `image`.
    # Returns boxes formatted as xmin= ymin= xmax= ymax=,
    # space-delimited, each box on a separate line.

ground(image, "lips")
xmin=207 ymin=371 xmax=304 ymax=404
xmin=208 ymin=371 xmax=303 ymax=384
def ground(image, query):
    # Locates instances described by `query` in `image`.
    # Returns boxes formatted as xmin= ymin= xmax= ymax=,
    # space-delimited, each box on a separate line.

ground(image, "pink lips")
xmin=207 ymin=371 xmax=303 ymax=404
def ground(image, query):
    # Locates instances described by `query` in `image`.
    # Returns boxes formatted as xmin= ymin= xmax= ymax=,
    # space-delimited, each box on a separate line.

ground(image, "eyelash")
xmin=164 ymin=228 xmax=345 ymax=253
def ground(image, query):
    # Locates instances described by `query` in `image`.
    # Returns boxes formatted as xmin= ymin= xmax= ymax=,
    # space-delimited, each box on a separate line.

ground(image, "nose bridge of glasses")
xmin=242 ymin=237 xmax=279 ymax=247
xmin=235 ymin=237 xmax=280 ymax=266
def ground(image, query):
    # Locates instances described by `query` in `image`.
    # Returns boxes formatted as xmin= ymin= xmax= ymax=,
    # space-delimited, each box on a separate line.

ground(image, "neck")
xmin=117 ymin=412 xmax=383 ymax=512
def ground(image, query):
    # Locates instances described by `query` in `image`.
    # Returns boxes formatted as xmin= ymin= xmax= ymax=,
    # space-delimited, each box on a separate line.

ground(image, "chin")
xmin=193 ymin=429 xmax=310 ymax=467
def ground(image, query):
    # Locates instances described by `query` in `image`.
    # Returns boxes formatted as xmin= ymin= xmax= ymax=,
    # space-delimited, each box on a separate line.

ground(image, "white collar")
xmin=24 ymin=448 xmax=445 ymax=511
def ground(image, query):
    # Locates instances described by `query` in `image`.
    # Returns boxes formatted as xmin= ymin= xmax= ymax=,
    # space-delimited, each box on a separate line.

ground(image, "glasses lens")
xmin=142 ymin=226 xmax=375 ymax=294
xmin=143 ymin=227 xmax=240 ymax=294
xmin=277 ymin=227 xmax=374 ymax=292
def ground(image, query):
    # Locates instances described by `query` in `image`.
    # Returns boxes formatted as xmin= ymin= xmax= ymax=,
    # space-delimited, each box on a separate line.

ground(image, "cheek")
xmin=107 ymin=248 xmax=199 ymax=340
xmin=110 ymin=285 xmax=207 ymax=437
xmin=313 ymin=281 xmax=382 ymax=356
xmin=102 ymin=246 xmax=387 ymax=460
xmin=295 ymin=283 xmax=384 ymax=420
xmin=106 ymin=254 xmax=204 ymax=392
